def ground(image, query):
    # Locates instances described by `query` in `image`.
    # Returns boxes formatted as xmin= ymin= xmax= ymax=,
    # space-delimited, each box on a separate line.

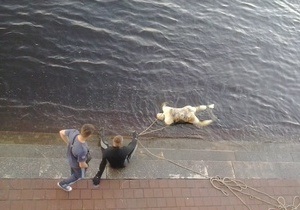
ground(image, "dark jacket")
xmin=96 ymin=136 xmax=137 ymax=178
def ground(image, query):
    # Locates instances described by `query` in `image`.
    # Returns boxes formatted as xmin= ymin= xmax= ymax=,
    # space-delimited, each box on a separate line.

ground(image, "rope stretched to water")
xmin=137 ymin=119 xmax=300 ymax=210
xmin=139 ymin=119 xmax=167 ymax=136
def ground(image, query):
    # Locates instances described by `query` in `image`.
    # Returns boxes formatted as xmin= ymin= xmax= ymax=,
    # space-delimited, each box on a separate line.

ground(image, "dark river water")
xmin=1 ymin=0 xmax=300 ymax=141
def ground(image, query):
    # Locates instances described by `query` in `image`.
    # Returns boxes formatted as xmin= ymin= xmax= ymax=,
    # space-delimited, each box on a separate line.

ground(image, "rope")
xmin=139 ymin=119 xmax=159 ymax=136
xmin=136 ymin=119 xmax=300 ymax=210
xmin=97 ymin=108 xmax=299 ymax=210
xmin=139 ymin=127 xmax=167 ymax=136
xmin=137 ymin=139 xmax=208 ymax=177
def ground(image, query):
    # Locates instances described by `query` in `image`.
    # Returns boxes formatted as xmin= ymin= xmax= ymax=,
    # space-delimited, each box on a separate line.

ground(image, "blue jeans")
xmin=59 ymin=167 xmax=82 ymax=186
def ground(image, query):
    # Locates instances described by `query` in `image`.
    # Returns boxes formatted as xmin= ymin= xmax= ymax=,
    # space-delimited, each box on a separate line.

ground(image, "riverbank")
xmin=1 ymin=131 xmax=300 ymax=179
xmin=1 ymin=132 xmax=300 ymax=209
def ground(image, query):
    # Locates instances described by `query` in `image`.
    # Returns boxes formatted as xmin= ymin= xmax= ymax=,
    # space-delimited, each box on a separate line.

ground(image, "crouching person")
xmin=92 ymin=129 xmax=138 ymax=186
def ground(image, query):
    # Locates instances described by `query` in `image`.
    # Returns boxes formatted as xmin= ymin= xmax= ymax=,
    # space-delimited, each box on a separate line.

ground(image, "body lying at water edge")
xmin=156 ymin=102 xmax=215 ymax=127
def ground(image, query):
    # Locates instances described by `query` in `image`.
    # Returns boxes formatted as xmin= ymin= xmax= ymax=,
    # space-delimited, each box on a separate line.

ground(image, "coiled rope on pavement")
xmin=136 ymin=119 xmax=300 ymax=210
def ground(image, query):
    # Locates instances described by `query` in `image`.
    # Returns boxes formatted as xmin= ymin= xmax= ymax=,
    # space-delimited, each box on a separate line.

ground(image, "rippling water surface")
xmin=1 ymin=0 xmax=300 ymax=141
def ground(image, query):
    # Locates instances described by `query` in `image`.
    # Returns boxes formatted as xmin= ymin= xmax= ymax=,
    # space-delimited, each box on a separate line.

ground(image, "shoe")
xmin=57 ymin=182 xmax=72 ymax=192
xmin=92 ymin=175 xmax=101 ymax=186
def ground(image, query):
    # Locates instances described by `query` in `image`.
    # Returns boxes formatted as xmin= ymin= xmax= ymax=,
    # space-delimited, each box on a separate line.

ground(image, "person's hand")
xmin=132 ymin=131 xmax=138 ymax=139
xmin=92 ymin=175 xmax=101 ymax=186
xmin=79 ymin=161 xmax=89 ymax=169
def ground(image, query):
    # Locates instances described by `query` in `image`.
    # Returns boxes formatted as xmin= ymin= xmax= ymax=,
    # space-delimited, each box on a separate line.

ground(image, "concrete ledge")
xmin=1 ymin=138 xmax=300 ymax=180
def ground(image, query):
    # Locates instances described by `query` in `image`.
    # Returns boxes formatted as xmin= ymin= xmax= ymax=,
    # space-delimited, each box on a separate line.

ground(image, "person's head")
xmin=156 ymin=113 xmax=165 ymax=121
xmin=80 ymin=124 xmax=95 ymax=138
xmin=112 ymin=135 xmax=123 ymax=148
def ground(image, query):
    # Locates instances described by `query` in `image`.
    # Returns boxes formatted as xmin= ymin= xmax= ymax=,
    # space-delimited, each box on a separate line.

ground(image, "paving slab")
xmin=291 ymin=152 xmax=300 ymax=161
xmin=232 ymin=161 xmax=300 ymax=179
xmin=1 ymin=178 xmax=300 ymax=210
xmin=1 ymin=133 xmax=300 ymax=209
xmin=0 ymin=157 xmax=41 ymax=178
xmin=234 ymin=151 xmax=294 ymax=162
xmin=1 ymin=137 xmax=300 ymax=180
xmin=107 ymin=160 xmax=235 ymax=179
xmin=137 ymin=148 xmax=236 ymax=161
xmin=0 ymin=144 xmax=103 ymax=159
xmin=0 ymin=157 xmax=103 ymax=180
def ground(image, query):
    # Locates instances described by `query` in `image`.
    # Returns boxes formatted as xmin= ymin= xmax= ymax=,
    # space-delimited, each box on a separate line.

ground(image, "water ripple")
xmin=1 ymin=0 xmax=300 ymax=140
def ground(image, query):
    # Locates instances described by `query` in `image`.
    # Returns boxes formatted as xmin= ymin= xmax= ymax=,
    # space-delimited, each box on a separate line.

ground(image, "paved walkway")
xmin=1 ymin=132 xmax=300 ymax=209
xmin=1 ymin=178 xmax=300 ymax=210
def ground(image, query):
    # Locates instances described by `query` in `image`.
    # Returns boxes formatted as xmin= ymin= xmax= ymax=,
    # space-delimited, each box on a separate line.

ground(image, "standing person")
xmin=92 ymin=129 xmax=138 ymax=186
xmin=57 ymin=124 xmax=95 ymax=192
